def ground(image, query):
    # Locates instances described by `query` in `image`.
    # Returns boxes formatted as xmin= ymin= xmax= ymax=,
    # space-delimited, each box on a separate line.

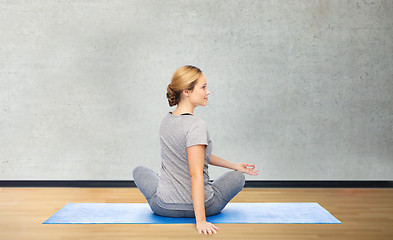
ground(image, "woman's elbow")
xmin=190 ymin=172 xmax=204 ymax=179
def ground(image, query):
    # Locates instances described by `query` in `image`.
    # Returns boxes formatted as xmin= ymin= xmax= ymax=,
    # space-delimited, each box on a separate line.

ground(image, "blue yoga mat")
xmin=43 ymin=202 xmax=341 ymax=224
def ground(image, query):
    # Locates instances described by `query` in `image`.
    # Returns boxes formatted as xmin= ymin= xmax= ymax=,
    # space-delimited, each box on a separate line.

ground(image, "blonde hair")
xmin=166 ymin=65 xmax=202 ymax=107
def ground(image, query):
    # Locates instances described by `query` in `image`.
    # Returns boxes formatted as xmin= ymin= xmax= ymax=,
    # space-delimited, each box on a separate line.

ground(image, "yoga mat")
xmin=43 ymin=202 xmax=341 ymax=224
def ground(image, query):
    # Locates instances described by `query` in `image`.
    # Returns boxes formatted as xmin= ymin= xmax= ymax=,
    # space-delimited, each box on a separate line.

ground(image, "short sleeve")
xmin=186 ymin=120 xmax=208 ymax=148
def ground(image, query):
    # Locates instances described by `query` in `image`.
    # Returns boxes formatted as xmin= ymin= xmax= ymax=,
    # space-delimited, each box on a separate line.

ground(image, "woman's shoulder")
xmin=182 ymin=117 xmax=208 ymax=136
xmin=161 ymin=112 xmax=206 ymax=131
xmin=183 ymin=115 xmax=205 ymax=125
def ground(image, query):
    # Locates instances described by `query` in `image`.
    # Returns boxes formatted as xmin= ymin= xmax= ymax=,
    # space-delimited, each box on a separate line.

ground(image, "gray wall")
xmin=1 ymin=0 xmax=392 ymax=180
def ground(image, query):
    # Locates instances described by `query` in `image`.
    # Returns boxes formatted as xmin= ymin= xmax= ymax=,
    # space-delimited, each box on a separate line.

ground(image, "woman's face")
xmin=189 ymin=74 xmax=210 ymax=106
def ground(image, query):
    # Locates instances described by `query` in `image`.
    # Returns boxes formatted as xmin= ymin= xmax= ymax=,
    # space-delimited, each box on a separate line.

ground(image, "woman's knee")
xmin=232 ymin=170 xmax=246 ymax=188
xmin=211 ymin=171 xmax=245 ymax=203
xmin=132 ymin=165 xmax=148 ymax=180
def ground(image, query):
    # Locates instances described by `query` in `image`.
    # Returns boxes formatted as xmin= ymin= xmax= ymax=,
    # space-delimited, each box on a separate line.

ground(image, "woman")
xmin=133 ymin=65 xmax=259 ymax=235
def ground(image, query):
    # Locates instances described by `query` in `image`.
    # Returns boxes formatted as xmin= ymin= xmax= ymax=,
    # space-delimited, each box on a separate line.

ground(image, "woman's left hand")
xmin=234 ymin=163 xmax=260 ymax=175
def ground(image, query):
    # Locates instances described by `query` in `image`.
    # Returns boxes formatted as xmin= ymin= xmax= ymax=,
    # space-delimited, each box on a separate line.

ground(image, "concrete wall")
xmin=1 ymin=0 xmax=392 ymax=180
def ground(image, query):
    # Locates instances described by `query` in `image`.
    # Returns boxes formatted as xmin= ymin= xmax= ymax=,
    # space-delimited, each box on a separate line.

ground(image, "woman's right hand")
xmin=196 ymin=220 xmax=220 ymax=235
xmin=234 ymin=163 xmax=260 ymax=175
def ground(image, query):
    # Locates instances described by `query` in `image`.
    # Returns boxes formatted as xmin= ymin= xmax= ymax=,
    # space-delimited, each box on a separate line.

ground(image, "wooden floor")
xmin=0 ymin=187 xmax=392 ymax=240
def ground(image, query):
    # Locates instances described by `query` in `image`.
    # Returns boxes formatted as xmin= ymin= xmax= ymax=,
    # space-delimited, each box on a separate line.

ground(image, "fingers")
xmin=245 ymin=164 xmax=260 ymax=175
xmin=199 ymin=224 xmax=219 ymax=235
xmin=206 ymin=228 xmax=216 ymax=235
xmin=211 ymin=224 xmax=218 ymax=233
xmin=200 ymin=229 xmax=215 ymax=235
xmin=245 ymin=169 xmax=260 ymax=175
xmin=247 ymin=164 xmax=255 ymax=169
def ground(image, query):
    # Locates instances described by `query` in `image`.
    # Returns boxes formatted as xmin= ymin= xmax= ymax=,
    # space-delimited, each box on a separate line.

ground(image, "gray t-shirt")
xmin=156 ymin=112 xmax=214 ymax=210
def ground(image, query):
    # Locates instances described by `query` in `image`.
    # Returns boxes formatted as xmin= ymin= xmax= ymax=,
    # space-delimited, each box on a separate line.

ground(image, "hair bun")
xmin=166 ymin=84 xmax=178 ymax=107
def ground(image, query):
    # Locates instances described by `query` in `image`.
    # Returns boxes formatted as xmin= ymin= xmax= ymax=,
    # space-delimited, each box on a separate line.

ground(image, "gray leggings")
xmin=132 ymin=165 xmax=245 ymax=218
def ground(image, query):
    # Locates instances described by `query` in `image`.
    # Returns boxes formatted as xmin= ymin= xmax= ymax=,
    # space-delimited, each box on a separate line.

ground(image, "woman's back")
xmin=156 ymin=112 xmax=214 ymax=211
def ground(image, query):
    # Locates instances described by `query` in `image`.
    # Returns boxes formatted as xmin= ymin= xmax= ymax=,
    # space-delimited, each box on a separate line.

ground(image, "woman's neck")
xmin=172 ymin=102 xmax=195 ymax=115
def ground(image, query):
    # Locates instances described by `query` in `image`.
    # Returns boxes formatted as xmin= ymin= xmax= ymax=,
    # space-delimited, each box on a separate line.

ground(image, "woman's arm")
xmin=210 ymin=154 xmax=260 ymax=176
xmin=190 ymin=174 xmax=206 ymax=221
xmin=187 ymin=145 xmax=207 ymax=222
xmin=209 ymin=154 xmax=237 ymax=170
xmin=187 ymin=145 xmax=220 ymax=234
